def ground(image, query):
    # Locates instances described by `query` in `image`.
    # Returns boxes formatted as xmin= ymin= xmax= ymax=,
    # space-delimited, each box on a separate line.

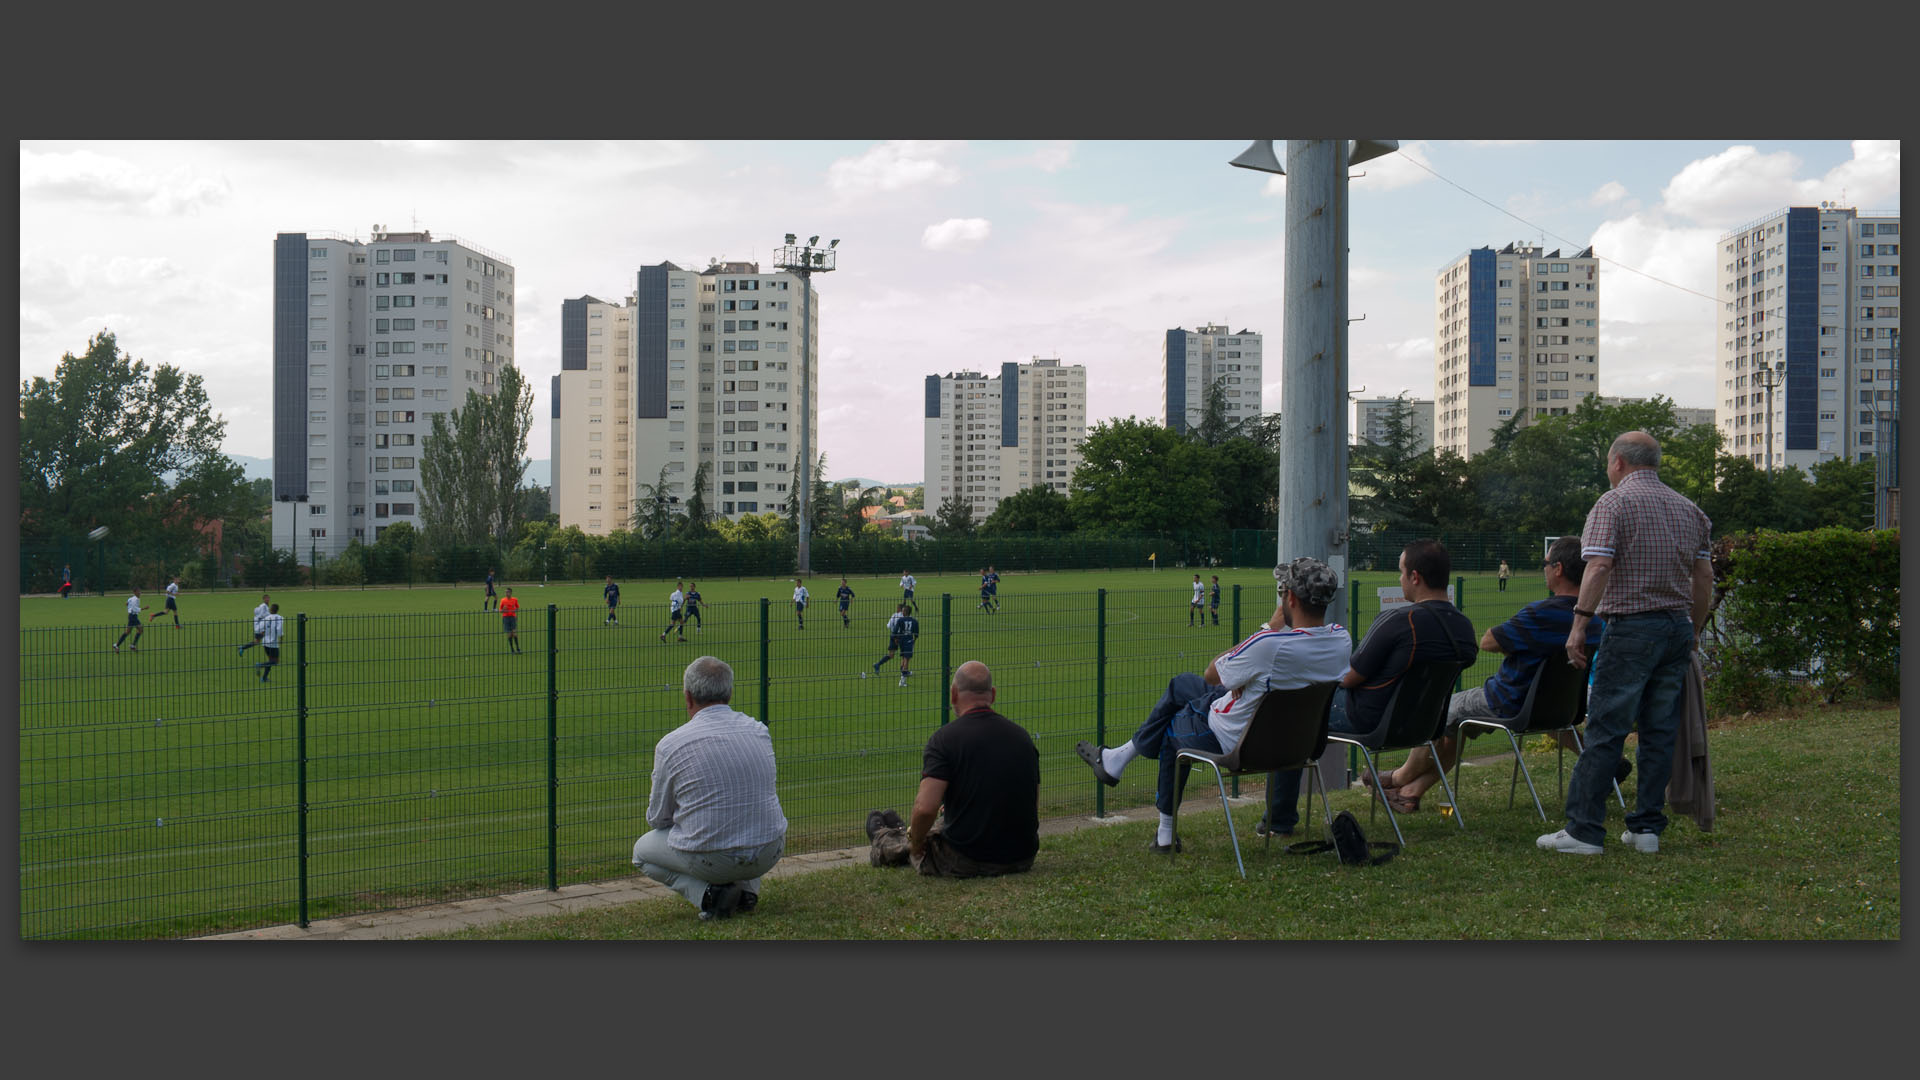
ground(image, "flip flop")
xmin=1075 ymin=740 xmax=1120 ymax=787
xmin=1383 ymin=789 xmax=1421 ymax=814
xmin=1361 ymin=769 xmax=1403 ymax=791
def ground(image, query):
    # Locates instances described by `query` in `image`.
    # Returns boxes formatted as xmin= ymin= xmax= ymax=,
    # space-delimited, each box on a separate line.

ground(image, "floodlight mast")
xmin=773 ymin=235 xmax=839 ymax=574
xmin=1229 ymin=139 xmax=1398 ymax=633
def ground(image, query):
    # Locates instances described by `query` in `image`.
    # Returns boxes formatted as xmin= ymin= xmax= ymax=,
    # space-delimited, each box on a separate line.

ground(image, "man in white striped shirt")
xmin=632 ymin=656 xmax=788 ymax=920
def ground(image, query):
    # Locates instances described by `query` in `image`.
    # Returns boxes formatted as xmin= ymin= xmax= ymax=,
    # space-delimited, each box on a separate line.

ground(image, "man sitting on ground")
xmin=1368 ymin=536 xmax=1612 ymax=811
xmin=632 ymin=656 xmax=787 ymax=920
xmin=1075 ymin=557 xmax=1351 ymax=852
xmin=867 ymin=661 xmax=1040 ymax=876
xmin=1259 ymin=539 xmax=1479 ymax=831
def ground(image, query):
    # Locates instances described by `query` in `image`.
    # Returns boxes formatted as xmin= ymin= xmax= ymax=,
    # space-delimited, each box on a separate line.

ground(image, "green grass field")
xmin=20 ymin=564 xmax=1544 ymax=939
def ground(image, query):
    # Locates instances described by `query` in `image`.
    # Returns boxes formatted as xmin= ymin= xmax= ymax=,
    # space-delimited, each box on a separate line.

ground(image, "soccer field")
xmin=20 ymin=565 xmax=1538 ymax=938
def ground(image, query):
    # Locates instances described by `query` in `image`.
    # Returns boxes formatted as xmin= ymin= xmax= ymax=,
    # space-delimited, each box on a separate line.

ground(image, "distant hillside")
xmin=837 ymin=477 xmax=922 ymax=490
xmin=224 ymin=455 xmax=551 ymax=488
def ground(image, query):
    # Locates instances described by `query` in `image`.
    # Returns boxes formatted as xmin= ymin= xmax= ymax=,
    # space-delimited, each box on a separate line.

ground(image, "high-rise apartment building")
xmin=1434 ymin=243 xmax=1600 ymax=459
xmin=272 ymin=226 xmax=515 ymax=560
xmin=1714 ymin=205 xmax=1900 ymax=471
xmin=549 ymin=260 xmax=817 ymax=534
xmin=924 ymin=357 xmax=1087 ymax=519
xmin=1162 ymin=324 xmax=1263 ymax=434
xmin=1352 ymin=397 xmax=1434 ymax=453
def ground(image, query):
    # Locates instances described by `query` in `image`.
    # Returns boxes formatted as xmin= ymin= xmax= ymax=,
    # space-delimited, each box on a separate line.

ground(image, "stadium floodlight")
xmin=785 ymin=233 xmax=796 ymax=245
xmin=808 ymin=235 xmax=819 ymax=246
xmin=772 ymin=233 xmax=840 ymax=575
xmin=829 ymin=238 xmax=839 ymax=249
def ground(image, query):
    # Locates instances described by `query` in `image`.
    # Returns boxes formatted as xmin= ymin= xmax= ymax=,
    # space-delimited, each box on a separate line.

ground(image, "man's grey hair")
xmin=1609 ymin=431 xmax=1661 ymax=469
xmin=683 ymin=656 xmax=734 ymax=704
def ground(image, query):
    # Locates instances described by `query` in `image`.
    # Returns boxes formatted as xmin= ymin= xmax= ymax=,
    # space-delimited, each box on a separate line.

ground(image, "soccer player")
xmin=1189 ymin=574 xmax=1206 ymax=628
xmin=793 ymin=579 xmax=810 ymax=629
xmin=684 ymin=583 xmax=704 ymax=631
xmin=1209 ymin=575 xmax=1222 ymax=626
xmin=978 ymin=567 xmax=993 ymax=611
xmin=899 ymin=570 xmax=916 ymax=607
xmin=604 ymin=576 xmax=621 ymax=625
xmin=867 ymin=604 xmax=907 ymax=679
xmin=987 ymin=565 xmax=1001 ymax=613
xmin=113 ymin=588 xmax=144 ymax=652
xmin=254 ymin=604 xmax=285 ymax=682
xmin=239 ymin=593 xmax=271 ymax=654
xmin=661 ymin=581 xmax=687 ymax=642
xmin=58 ymin=564 xmax=73 ymax=599
xmin=151 ymin=576 xmax=182 ymax=628
xmin=500 ymin=587 xmax=522 ymax=654
xmin=837 ymin=577 xmax=856 ymax=627
xmin=483 ymin=568 xmax=498 ymax=611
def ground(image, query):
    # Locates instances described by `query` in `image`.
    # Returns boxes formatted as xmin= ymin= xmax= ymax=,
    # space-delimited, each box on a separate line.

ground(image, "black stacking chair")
xmin=1170 ymin=680 xmax=1340 ymax=878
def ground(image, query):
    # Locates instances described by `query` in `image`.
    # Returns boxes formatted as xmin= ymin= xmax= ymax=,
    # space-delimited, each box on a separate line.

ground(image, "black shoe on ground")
xmin=735 ymin=891 xmax=758 ymax=915
xmin=865 ymin=809 xmax=891 ymax=841
xmin=1075 ymin=740 xmax=1120 ymax=787
xmin=1146 ymin=837 xmax=1182 ymax=854
xmin=699 ymin=882 xmax=744 ymax=921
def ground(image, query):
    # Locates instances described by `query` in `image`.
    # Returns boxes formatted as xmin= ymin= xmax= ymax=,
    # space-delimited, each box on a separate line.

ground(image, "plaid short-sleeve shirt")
xmin=1581 ymin=469 xmax=1712 ymax=616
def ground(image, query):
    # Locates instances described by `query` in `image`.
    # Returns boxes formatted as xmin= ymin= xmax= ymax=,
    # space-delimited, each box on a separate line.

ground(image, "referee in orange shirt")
xmin=500 ymin=587 xmax=522 ymax=654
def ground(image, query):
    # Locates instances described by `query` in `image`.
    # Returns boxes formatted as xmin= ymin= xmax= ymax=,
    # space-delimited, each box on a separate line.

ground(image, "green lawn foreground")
xmin=432 ymin=704 xmax=1901 ymax=940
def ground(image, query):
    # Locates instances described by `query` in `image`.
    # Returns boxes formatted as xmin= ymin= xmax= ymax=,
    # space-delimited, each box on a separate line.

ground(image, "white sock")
xmin=1158 ymin=813 xmax=1177 ymax=846
xmin=1103 ymin=743 xmax=1138 ymax=777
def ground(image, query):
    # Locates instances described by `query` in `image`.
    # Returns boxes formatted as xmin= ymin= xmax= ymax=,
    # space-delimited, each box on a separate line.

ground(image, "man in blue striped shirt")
xmin=1076 ymin=557 xmax=1350 ymax=853
xmin=1370 ymin=536 xmax=1603 ymax=811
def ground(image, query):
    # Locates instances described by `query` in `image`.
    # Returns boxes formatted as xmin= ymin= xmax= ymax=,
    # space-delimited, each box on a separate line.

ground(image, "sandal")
xmin=1383 ymin=789 xmax=1421 ymax=814
xmin=1361 ymin=768 xmax=1403 ymax=791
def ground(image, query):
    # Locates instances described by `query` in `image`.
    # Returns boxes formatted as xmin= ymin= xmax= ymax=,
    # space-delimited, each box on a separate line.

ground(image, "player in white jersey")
xmin=113 ymin=589 xmax=144 ymax=652
xmin=1188 ymin=574 xmax=1206 ymax=628
xmin=255 ymin=604 xmax=286 ymax=682
xmin=793 ymin=579 xmax=810 ymax=628
xmin=151 ymin=577 xmax=182 ymax=628
xmin=899 ymin=572 xmax=916 ymax=609
xmin=239 ymin=593 xmax=272 ymax=654
xmin=660 ymin=582 xmax=687 ymax=642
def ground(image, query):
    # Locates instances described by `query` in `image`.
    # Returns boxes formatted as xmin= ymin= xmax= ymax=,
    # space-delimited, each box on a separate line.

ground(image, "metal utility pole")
xmin=1230 ymin=139 xmax=1398 ymax=632
xmin=773 ymin=234 xmax=838 ymax=574
xmin=1756 ymin=359 xmax=1786 ymax=475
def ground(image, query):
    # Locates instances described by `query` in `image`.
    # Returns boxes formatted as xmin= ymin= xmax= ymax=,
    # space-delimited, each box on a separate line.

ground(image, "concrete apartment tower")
xmin=1352 ymin=396 xmax=1435 ymax=453
xmin=272 ymin=226 xmax=515 ymax=560
xmin=1433 ymin=243 xmax=1600 ymax=459
xmin=1162 ymin=324 xmax=1263 ymax=434
xmin=924 ymin=357 xmax=1087 ymax=520
xmin=1713 ymin=205 xmax=1900 ymax=471
xmin=549 ymin=259 xmax=818 ymax=534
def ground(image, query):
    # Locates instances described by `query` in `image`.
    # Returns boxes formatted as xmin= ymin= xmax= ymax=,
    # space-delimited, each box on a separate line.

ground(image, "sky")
xmin=18 ymin=139 xmax=1900 ymax=484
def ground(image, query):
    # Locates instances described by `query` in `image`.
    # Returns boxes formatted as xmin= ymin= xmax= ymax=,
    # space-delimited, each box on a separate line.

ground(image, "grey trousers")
xmin=632 ymin=830 xmax=785 ymax=908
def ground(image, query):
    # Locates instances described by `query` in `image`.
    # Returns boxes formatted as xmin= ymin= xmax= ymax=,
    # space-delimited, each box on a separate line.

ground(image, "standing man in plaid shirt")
xmin=1538 ymin=431 xmax=1712 ymax=857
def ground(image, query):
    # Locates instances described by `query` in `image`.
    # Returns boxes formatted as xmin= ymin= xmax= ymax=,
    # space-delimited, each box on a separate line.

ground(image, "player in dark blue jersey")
xmin=683 ymin=583 xmax=703 ymax=630
xmin=868 ymin=603 xmax=918 ymax=685
xmin=1209 ymin=575 xmax=1222 ymax=626
xmin=836 ymin=578 xmax=855 ymax=627
xmin=483 ymin=568 xmax=498 ymax=611
xmin=978 ymin=567 xmax=994 ymax=612
xmin=603 ymin=576 xmax=621 ymax=625
xmin=987 ymin=566 xmax=1000 ymax=612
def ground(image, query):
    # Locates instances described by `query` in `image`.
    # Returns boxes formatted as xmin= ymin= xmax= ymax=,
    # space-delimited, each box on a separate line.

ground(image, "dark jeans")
xmin=1131 ymin=673 xmax=1231 ymax=815
xmin=1261 ymin=688 xmax=1357 ymax=834
xmin=1564 ymin=610 xmax=1694 ymax=844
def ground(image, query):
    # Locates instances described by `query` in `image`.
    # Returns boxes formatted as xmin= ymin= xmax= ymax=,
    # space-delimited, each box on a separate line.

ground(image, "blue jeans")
xmin=1261 ymin=688 xmax=1356 ymax=834
xmin=1564 ymin=610 xmax=1695 ymax=845
xmin=1130 ymin=673 xmax=1231 ymax=815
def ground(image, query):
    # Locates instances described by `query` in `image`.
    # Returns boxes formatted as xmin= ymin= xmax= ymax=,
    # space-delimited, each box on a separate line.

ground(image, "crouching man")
xmin=867 ymin=661 xmax=1040 ymax=876
xmin=632 ymin=656 xmax=787 ymax=920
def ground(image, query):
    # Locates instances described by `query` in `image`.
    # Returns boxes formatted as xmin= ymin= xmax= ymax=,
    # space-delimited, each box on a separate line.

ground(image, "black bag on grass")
xmin=1285 ymin=810 xmax=1398 ymax=866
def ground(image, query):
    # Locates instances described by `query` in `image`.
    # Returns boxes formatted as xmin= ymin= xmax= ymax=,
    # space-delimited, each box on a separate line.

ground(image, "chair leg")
xmin=1503 ymin=729 xmax=1547 ymax=821
xmin=1361 ymin=749 xmax=1407 ymax=847
xmin=1425 ymin=741 xmax=1466 ymax=831
xmin=1207 ymin=763 xmax=1244 ymax=879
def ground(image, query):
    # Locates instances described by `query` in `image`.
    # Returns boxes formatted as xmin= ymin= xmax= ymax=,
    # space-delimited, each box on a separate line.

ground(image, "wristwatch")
xmin=1573 ymin=607 xmax=1596 ymax=618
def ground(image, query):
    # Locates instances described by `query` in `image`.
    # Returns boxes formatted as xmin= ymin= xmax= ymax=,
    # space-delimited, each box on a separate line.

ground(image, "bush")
xmin=1706 ymin=528 xmax=1899 ymax=707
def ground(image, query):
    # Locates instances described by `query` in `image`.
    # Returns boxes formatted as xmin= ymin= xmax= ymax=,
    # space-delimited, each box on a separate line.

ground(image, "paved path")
xmin=196 ymin=791 xmax=1277 ymax=940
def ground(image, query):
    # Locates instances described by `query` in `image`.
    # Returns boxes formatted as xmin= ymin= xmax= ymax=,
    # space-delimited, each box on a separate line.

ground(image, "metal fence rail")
xmin=21 ymin=578 xmax=1529 ymax=939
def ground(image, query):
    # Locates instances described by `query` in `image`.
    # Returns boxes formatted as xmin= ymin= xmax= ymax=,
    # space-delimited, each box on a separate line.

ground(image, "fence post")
xmin=546 ymin=603 xmax=558 ymax=892
xmin=759 ymin=598 xmax=771 ymax=725
xmin=939 ymin=594 xmax=952 ymax=726
xmin=295 ymin=612 xmax=309 ymax=929
xmin=1095 ymin=588 xmax=1106 ymax=818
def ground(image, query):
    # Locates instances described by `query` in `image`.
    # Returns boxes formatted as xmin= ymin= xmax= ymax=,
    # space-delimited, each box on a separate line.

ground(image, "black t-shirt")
xmin=1346 ymin=600 xmax=1478 ymax=734
xmin=922 ymin=707 xmax=1040 ymax=865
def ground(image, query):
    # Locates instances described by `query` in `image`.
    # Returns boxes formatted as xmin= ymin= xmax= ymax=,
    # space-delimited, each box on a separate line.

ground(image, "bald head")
xmin=1609 ymin=430 xmax=1661 ymax=469
xmin=950 ymin=661 xmax=997 ymax=712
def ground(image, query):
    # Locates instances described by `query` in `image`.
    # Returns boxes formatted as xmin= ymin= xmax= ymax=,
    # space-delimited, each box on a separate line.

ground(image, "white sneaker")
xmin=1619 ymin=829 xmax=1659 ymax=853
xmin=1536 ymin=829 xmax=1603 ymax=855
xmin=860 ymin=671 xmax=868 ymax=679
xmin=898 ymin=677 xmax=907 ymax=688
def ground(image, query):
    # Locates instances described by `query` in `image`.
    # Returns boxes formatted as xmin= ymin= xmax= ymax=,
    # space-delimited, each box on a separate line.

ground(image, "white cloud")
xmin=1589 ymin=180 xmax=1629 ymax=206
xmin=1660 ymin=141 xmax=1901 ymax=228
xmin=20 ymin=147 xmax=231 ymax=215
xmin=921 ymin=217 xmax=991 ymax=252
xmin=827 ymin=140 xmax=964 ymax=197
xmin=1030 ymin=141 xmax=1075 ymax=172
xmin=1388 ymin=337 xmax=1434 ymax=361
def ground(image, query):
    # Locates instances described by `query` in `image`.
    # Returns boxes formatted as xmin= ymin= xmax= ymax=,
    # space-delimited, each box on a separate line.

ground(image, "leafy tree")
xmin=631 ymin=465 xmax=678 ymax=540
xmin=838 ymin=483 xmax=888 ymax=537
xmin=1350 ymin=394 xmax=1430 ymax=530
xmin=979 ymin=484 xmax=1074 ymax=535
xmin=1807 ymin=456 xmax=1875 ymax=529
xmin=905 ymin=486 xmax=925 ymax=511
xmin=20 ymin=331 xmax=247 ymax=555
xmin=1656 ymin=420 xmax=1723 ymax=507
xmin=1068 ymin=417 xmax=1221 ymax=535
xmin=678 ymin=462 xmax=712 ymax=540
xmin=933 ymin=494 xmax=977 ymax=538
xmin=1193 ymin=375 xmax=1239 ymax=446
xmin=515 ymin=484 xmax=550 ymax=524
xmin=711 ymin=511 xmax=788 ymax=543
xmin=375 ymin=519 xmax=418 ymax=553
xmin=419 ymin=363 xmax=535 ymax=548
